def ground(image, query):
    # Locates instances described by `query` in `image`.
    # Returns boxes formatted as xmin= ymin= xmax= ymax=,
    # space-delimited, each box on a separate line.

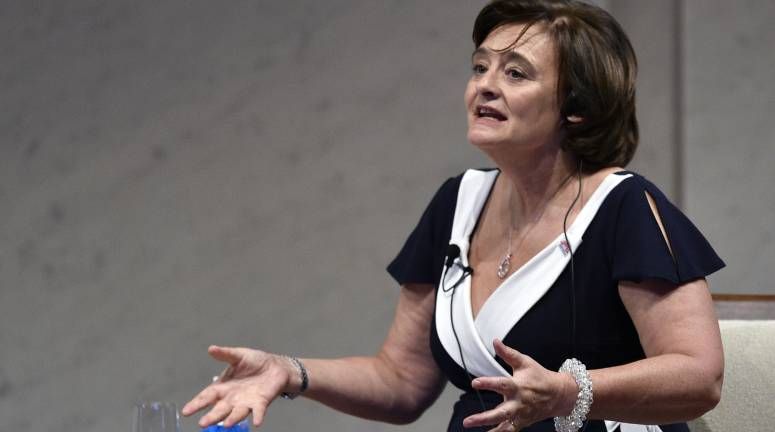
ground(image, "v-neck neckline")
xmin=433 ymin=169 xmax=634 ymax=378
xmin=464 ymin=170 xmax=627 ymax=321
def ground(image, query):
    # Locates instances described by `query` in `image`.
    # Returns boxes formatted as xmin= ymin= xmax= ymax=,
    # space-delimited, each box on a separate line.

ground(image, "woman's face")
xmin=465 ymin=23 xmax=564 ymax=154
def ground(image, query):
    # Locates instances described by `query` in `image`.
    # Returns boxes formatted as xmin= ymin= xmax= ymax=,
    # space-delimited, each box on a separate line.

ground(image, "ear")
xmin=566 ymin=114 xmax=584 ymax=124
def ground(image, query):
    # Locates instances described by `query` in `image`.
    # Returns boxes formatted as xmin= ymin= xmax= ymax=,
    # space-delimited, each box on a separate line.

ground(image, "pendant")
xmin=496 ymin=253 xmax=512 ymax=279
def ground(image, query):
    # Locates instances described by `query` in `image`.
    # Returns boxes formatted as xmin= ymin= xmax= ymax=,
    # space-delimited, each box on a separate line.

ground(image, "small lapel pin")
xmin=559 ymin=240 xmax=571 ymax=256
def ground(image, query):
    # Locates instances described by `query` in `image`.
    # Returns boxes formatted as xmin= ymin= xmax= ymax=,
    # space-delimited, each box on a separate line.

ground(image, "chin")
xmin=467 ymin=130 xmax=502 ymax=150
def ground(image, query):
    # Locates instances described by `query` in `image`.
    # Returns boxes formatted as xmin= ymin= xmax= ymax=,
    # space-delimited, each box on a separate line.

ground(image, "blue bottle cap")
xmin=201 ymin=420 xmax=249 ymax=432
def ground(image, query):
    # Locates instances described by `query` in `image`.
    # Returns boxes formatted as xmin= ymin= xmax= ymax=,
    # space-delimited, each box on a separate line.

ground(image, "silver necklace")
xmin=496 ymin=173 xmax=575 ymax=279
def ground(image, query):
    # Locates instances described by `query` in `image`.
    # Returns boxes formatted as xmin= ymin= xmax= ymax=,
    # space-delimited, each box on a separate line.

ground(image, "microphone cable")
xmin=442 ymin=245 xmax=487 ymax=413
xmin=448 ymin=268 xmax=488 ymax=413
xmin=562 ymin=160 xmax=589 ymax=432
xmin=562 ymin=160 xmax=583 ymax=358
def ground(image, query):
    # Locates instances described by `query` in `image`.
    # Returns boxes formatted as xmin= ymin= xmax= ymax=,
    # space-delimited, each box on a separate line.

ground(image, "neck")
xmin=495 ymin=146 xmax=578 ymax=224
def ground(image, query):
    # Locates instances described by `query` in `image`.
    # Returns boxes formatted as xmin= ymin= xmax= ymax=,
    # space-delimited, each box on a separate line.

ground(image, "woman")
xmin=182 ymin=1 xmax=724 ymax=431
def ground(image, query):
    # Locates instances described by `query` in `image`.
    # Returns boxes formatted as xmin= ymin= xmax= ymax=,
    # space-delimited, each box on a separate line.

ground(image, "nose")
xmin=476 ymin=70 xmax=501 ymax=100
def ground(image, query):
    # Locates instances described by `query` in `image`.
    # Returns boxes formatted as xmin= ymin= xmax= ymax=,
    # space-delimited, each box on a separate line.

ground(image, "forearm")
xmin=286 ymin=284 xmax=443 ymax=424
xmin=579 ymin=353 xmax=722 ymax=424
xmin=577 ymin=279 xmax=724 ymax=424
xmin=297 ymin=354 xmax=444 ymax=424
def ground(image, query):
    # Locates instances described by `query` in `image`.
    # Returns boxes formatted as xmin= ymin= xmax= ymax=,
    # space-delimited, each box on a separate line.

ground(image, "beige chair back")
xmin=688 ymin=320 xmax=775 ymax=432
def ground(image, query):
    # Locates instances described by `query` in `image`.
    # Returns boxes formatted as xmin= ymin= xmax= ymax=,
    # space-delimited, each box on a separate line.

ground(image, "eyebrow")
xmin=471 ymin=47 xmax=537 ymax=76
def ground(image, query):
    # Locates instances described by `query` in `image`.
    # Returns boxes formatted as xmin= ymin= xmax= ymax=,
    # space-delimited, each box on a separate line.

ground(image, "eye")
xmin=472 ymin=63 xmax=487 ymax=75
xmin=507 ymin=68 xmax=525 ymax=80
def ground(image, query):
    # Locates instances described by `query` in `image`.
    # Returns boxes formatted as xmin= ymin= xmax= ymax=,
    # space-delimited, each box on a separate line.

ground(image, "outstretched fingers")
xmin=493 ymin=339 xmax=527 ymax=369
xmin=463 ymin=401 xmax=519 ymax=429
xmin=198 ymin=400 xmax=234 ymax=428
xmin=222 ymin=405 xmax=251 ymax=428
xmin=181 ymin=385 xmax=220 ymax=416
xmin=251 ymin=403 xmax=268 ymax=428
xmin=488 ymin=419 xmax=521 ymax=432
xmin=472 ymin=376 xmax=517 ymax=396
xmin=184 ymin=346 xmax=282 ymax=428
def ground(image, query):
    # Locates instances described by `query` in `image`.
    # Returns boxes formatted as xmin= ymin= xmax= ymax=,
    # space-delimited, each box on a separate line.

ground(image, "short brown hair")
xmin=473 ymin=0 xmax=639 ymax=171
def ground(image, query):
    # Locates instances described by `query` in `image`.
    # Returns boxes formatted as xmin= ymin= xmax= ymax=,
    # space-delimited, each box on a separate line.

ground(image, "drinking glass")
xmin=133 ymin=401 xmax=181 ymax=432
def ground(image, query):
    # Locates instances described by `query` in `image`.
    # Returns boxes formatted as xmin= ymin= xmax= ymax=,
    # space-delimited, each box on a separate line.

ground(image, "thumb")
xmin=493 ymin=339 xmax=525 ymax=368
xmin=207 ymin=345 xmax=245 ymax=366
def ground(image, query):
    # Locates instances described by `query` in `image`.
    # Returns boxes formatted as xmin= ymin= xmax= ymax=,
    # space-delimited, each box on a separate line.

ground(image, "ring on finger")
xmin=509 ymin=416 xmax=519 ymax=430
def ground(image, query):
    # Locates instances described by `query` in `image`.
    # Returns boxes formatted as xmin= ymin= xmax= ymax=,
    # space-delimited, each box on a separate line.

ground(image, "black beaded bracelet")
xmin=280 ymin=356 xmax=308 ymax=400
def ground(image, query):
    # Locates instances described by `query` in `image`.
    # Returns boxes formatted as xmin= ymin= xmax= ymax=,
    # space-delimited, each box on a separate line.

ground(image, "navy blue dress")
xmin=387 ymin=170 xmax=724 ymax=432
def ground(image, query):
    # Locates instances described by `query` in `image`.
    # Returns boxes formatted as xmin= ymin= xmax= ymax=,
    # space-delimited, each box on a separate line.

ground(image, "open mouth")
xmin=475 ymin=105 xmax=507 ymax=121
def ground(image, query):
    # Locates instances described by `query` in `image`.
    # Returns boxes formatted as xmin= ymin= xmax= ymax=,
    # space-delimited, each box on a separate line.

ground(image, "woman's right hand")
xmin=181 ymin=345 xmax=297 ymax=428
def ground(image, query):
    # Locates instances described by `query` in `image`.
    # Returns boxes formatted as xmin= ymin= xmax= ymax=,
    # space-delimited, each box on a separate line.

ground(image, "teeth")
xmin=477 ymin=106 xmax=503 ymax=118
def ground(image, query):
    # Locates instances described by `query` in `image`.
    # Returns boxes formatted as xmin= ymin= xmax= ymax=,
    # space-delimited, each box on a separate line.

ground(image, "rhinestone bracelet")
xmin=554 ymin=358 xmax=593 ymax=432
xmin=280 ymin=355 xmax=309 ymax=400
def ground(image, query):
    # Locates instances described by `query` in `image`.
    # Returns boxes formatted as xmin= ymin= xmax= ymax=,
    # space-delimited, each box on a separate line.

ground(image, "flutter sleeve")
xmin=386 ymin=175 xmax=461 ymax=286
xmin=610 ymin=174 xmax=725 ymax=284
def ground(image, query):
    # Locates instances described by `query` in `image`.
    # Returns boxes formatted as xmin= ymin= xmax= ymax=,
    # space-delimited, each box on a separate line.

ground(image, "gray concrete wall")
xmin=683 ymin=0 xmax=775 ymax=296
xmin=1 ymin=1 xmax=772 ymax=431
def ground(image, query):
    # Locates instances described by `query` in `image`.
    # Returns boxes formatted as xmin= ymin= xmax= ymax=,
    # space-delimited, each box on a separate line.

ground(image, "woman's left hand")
xmin=462 ymin=339 xmax=576 ymax=431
